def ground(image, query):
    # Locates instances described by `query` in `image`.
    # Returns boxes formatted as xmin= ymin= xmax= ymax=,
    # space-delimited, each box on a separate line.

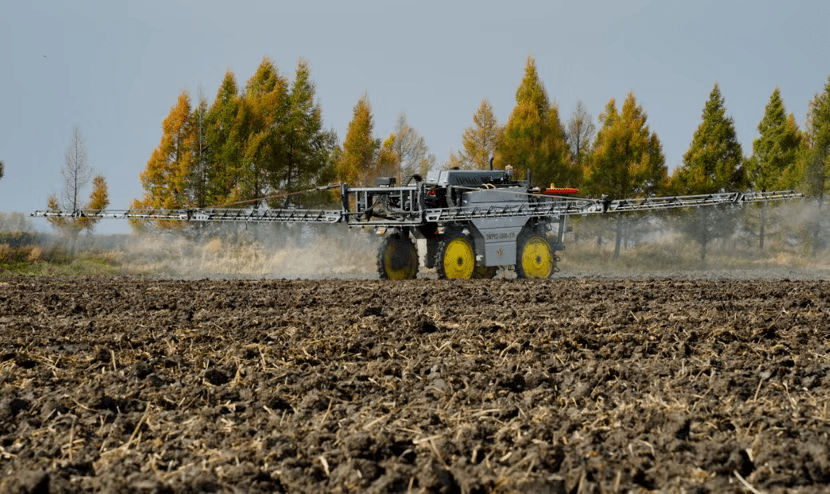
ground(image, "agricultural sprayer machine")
xmin=33 ymin=169 xmax=802 ymax=279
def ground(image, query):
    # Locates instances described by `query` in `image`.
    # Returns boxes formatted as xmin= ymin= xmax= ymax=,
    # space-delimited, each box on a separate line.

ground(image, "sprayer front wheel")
xmin=437 ymin=233 xmax=476 ymax=279
xmin=377 ymin=233 xmax=419 ymax=280
xmin=516 ymin=234 xmax=555 ymax=279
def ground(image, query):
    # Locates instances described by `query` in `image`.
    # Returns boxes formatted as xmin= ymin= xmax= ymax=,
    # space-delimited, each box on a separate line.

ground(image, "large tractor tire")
xmin=377 ymin=233 xmax=419 ymax=280
xmin=437 ymin=232 xmax=476 ymax=279
xmin=516 ymin=233 xmax=555 ymax=279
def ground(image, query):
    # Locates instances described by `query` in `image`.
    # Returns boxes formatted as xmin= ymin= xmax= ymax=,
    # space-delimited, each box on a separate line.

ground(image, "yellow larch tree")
xmin=133 ymin=90 xmax=198 ymax=211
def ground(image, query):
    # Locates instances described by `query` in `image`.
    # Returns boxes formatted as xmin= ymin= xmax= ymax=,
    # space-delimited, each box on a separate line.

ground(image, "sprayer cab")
xmin=423 ymin=168 xmax=525 ymax=208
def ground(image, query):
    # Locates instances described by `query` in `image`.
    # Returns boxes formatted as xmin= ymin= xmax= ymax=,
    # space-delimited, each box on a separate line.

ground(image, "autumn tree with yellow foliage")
xmin=582 ymin=92 xmax=667 ymax=258
xmin=134 ymin=58 xmax=338 ymax=218
xmin=132 ymin=91 xmax=197 ymax=211
xmin=336 ymin=94 xmax=380 ymax=185
xmin=449 ymin=99 xmax=503 ymax=170
xmin=47 ymin=174 xmax=109 ymax=234
xmin=584 ymin=92 xmax=667 ymax=199
xmin=497 ymin=56 xmax=574 ymax=188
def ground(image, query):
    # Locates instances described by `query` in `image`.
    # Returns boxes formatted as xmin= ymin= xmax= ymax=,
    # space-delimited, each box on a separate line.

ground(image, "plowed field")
xmin=2 ymin=276 xmax=830 ymax=493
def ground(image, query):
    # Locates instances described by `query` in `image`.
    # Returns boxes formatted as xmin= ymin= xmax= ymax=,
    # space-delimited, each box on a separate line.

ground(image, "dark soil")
xmin=1 ymin=276 xmax=830 ymax=493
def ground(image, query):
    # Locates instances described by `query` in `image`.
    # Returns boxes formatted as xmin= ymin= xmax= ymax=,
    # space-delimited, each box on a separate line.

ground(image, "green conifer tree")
xmin=745 ymin=88 xmax=805 ymax=249
xmin=800 ymin=75 xmax=830 ymax=253
xmin=672 ymin=83 xmax=746 ymax=194
xmin=777 ymin=114 xmax=807 ymax=190
xmin=671 ymin=83 xmax=746 ymax=260
xmin=237 ymin=57 xmax=288 ymax=202
xmin=803 ymin=76 xmax=830 ymax=201
xmin=283 ymin=59 xmax=337 ymax=195
xmin=191 ymin=94 xmax=209 ymax=207
xmin=204 ymin=70 xmax=244 ymax=206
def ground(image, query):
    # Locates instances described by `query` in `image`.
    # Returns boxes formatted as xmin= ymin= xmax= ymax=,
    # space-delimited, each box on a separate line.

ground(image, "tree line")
xmin=136 ymin=55 xmax=830 ymax=202
xmin=133 ymin=55 xmax=830 ymax=252
xmin=133 ymin=58 xmax=337 ymax=211
xmin=451 ymin=56 xmax=828 ymax=200
xmin=132 ymin=57 xmax=438 ymax=212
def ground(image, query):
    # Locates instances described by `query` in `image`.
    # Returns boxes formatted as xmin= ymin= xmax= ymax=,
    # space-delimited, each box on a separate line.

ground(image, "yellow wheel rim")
xmin=520 ymin=236 xmax=553 ymax=279
xmin=381 ymin=238 xmax=417 ymax=279
xmin=442 ymin=237 xmax=475 ymax=279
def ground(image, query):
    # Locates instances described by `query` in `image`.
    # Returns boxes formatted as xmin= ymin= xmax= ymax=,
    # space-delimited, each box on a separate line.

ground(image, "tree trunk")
xmin=614 ymin=214 xmax=623 ymax=259
xmin=813 ymin=195 xmax=824 ymax=257
xmin=69 ymin=229 xmax=79 ymax=260
xmin=759 ymin=204 xmax=766 ymax=251
xmin=698 ymin=209 xmax=708 ymax=261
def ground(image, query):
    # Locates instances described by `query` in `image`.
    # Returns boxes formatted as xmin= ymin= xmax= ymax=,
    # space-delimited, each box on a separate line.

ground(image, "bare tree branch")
xmin=62 ymin=126 xmax=92 ymax=211
xmin=566 ymin=100 xmax=596 ymax=168
xmin=391 ymin=114 xmax=434 ymax=182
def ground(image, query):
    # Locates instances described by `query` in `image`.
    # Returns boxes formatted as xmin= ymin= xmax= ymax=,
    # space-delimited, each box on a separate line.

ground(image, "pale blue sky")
xmin=2 ymin=0 xmax=829 ymax=233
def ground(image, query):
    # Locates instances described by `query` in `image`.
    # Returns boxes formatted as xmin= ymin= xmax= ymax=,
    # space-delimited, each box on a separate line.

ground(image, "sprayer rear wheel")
xmin=516 ymin=234 xmax=555 ymax=279
xmin=377 ymin=233 xmax=419 ymax=280
xmin=437 ymin=232 xmax=476 ymax=279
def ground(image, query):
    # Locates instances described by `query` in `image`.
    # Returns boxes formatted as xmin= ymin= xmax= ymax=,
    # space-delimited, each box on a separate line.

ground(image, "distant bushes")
xmin=0 ymin=244 xmax=44 ymax=262
xmin=0 ymin=232 xmax=43 ymax=248
xmin=0 ymin=232 xmax=69 ymax=265
xmin=0 ymin=232 xmax=41 ymax=263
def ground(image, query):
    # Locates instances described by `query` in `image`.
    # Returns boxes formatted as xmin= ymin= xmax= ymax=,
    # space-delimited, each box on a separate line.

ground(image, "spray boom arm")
xmin=31 ymin=173 xmax=804 ymax=280
xmin=31 ymin=188 xmax=803 ymax=226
